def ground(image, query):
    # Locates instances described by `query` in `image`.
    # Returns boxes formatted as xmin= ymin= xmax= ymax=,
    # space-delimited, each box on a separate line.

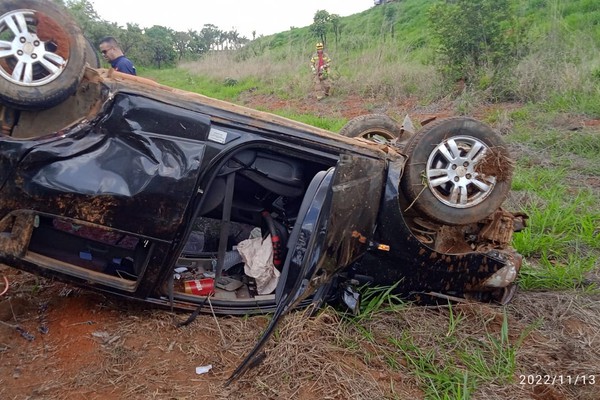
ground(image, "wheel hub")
xmin=22 ymin=41 xmax=34 ymax=55
xmin=454 ymin=165 xmax=467 ymax=178
xmin=425 ymin=135 xmax=496 ymax=209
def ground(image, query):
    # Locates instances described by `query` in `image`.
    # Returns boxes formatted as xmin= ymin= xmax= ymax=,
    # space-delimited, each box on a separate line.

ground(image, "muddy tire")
xmin=339 ymin=114 xmax=402 ymax=143
xmin=85 ymin=37 xmax=100 ymax=68
xmin=0 ymin=0 xmax=87 ymax=110
xmin=401 ymin=117 xmax=512 ymax=225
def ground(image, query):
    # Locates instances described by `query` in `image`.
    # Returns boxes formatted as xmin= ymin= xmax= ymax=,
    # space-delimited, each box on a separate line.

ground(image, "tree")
xmin=65 ymin=0 xmax=100 ymax=32
xmin=65 ymin=0 xmax=117 ymax=45
xmin=188 ymin=30 xmax=209 ymax=57
xmin=228 ymin=29 xmax=243 ymax=50
xmin=200 ymin=24 xmax=221 ymax=51
xmin=310 ymin=10 xmax=331 ymax=46
xmin=119 ymin=23 xmax=144 ymax=55
xmin=428 ymin=0 xmax=526 ymax=87
xmin=330 ymin=14 xmax=343 ymax=50
xmin=174 ymin=31 xmax=192 ymax=60
xmin=144 ymin=25 xmax=176 ymax=68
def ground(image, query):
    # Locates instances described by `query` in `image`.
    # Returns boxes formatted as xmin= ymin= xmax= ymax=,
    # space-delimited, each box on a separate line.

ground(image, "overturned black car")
xmin=0 ymin=0 xmax=526 ymax=381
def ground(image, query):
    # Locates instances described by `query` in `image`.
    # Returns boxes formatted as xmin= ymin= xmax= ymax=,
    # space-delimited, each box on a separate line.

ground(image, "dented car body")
xmin=0 ymin=0 xmax=525 ymax=381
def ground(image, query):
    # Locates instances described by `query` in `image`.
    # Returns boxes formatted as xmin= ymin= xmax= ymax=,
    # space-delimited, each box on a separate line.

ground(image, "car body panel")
xmin=1 ymin=94 xmax=209 ymax=241
xmin=0 ymin=72 xmax=396 ymax=306
xmin=94 ymin=69 xmax=397 ymax=158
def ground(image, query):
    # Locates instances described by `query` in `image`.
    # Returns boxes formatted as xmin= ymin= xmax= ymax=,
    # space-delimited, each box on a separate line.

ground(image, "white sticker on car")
xmin=208 ymin=128 xmax=227 ymax=144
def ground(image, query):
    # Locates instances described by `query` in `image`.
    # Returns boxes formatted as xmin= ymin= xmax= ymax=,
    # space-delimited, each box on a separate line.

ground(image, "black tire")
xmin=401 ymin=117 xmax=512 ymax=225
xmin=339 ymin=114 xmax=403 ymax=143
xmin=85 ymin=37 xmax=100 ymax=68
xmin=0 ymin=0 xmax=87 ymax=110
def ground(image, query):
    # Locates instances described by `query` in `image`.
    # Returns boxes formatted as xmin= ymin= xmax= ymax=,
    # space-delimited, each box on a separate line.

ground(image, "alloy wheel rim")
xmin=425 ymin=135 xmax=496 ymax=208
xmin=0 ymin=9 xmax=67 ymax=87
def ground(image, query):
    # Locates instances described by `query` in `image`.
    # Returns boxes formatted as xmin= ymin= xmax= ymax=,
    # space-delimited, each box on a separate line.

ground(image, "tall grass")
xmin=513 ymin=36 xmax=600 ymax=112
xmin=175 ymin=45 xmax=445 ymax=103
xmin=142 ymin=67 xmax=262 ymax=101
xmin=269 ymin=110 xmax=347 ymax=131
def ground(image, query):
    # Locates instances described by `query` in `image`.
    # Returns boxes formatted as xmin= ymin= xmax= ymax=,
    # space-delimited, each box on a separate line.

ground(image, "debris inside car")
xmin=0 ymin=0 xmax=527 ymax=383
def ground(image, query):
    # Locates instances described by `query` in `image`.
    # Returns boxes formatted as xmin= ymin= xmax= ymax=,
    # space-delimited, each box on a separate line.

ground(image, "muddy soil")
xmin=1 ymin=266 xmax=598 ymax=400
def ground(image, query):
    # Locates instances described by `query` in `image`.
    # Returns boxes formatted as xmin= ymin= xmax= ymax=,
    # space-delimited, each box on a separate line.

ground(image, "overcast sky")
xmin=90 ymin=0 xmax=373 ymax=39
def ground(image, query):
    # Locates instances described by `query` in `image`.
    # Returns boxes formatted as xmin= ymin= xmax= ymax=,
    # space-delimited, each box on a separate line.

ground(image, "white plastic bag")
xmin=237 ymin=234 xmax=280 ymax=295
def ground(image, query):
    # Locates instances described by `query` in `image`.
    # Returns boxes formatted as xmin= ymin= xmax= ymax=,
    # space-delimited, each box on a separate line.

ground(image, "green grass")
xmin=508 ymin=120 xmax=600 ymax=291
xmin=510 ymin=184 xmax=599 ymax=290
xmin=458 ymin=311 xmax=527 ymax=385
xmin=446 ymin=303 xmax=464 ymax=337
xmin=143 ymin=67 xmax=349 ymax=129
xmin=141 ymin=68 xmax=262 ymax=101
xmin=379 ymin=308 xmax=531 ymax=399
xmin=511 ymin=128 xmax=600 ymax=162
xmin=338 ymin=289 xmax=538 ymax=399
xmin=543 ymin=92 xmax=600 ymax=117
xmin=390 ymin=332 xmax=476 ymax=399
xmin=354 ymin=283 xmax=407 ymax=321
xmin=270 ymin=110 xmax=347 ymax=131
xmin=518 ymin=256 xmax=598 ymax=291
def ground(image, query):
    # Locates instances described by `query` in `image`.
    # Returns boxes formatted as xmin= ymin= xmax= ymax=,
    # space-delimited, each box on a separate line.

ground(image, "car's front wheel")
xmin=0 ymin=0 xmax=87 ymax=110
xmin=401 ymin=117 xmax=513 ymax=225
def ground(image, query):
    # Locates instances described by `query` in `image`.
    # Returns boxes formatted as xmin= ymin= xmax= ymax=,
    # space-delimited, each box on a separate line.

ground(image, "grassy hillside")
xmin=142 ymin=0 xmax=600 ymax=119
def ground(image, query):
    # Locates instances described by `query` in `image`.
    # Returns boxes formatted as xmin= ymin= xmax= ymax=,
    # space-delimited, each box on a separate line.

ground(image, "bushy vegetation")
xmin=428 ymin=0 xmax=529 ymax=100
xmin=60 ymin=0 xmax=250 ymax=68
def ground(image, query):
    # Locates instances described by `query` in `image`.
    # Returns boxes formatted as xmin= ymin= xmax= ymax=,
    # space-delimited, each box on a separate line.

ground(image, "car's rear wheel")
xmin=338 ymin=114 xmax=402 ymax=143
xmin=0 ymin=0 xmax=87 ymax=110
xmin=401 ymin=117 xmax=513 ymax=225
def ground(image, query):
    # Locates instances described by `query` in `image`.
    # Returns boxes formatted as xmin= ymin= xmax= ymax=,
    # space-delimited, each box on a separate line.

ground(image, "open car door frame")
xmin=227 ymin=153 xmax=386 ymax=384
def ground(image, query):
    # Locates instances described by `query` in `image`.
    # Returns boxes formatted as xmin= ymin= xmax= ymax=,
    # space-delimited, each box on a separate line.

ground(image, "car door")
xmin=1 ymin=94 xmax=210 ymax=240
xmin=227 ymin=153 xmax=386 ymax=384
xmin=0 ymin=94 xmax=211 ymax=292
